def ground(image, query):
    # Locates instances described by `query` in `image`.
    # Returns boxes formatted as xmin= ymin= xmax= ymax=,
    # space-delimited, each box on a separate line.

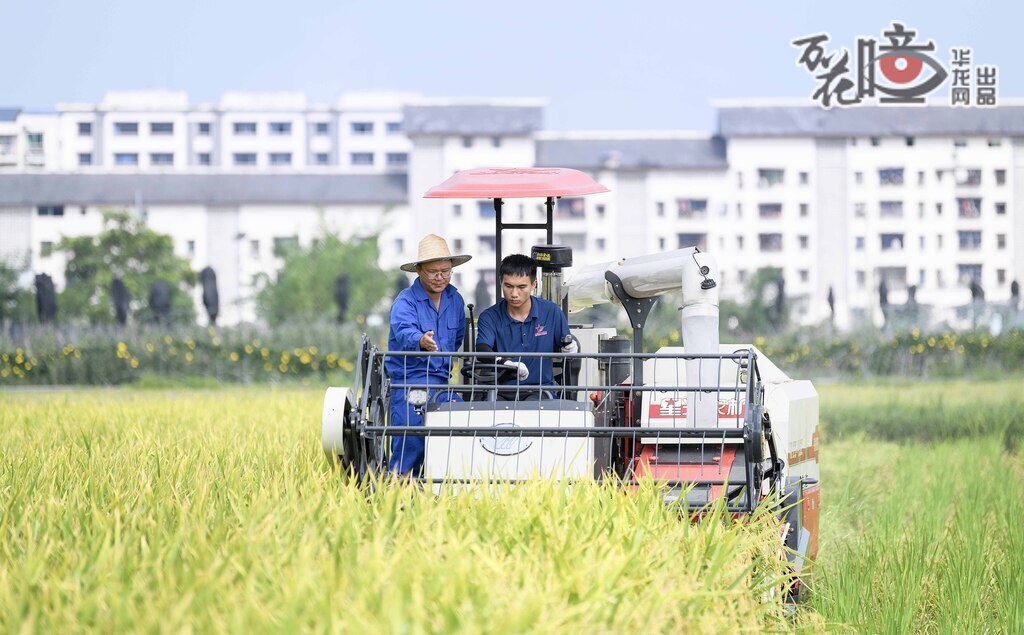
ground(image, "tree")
xmin=720 ymin=267 xmax=790 ymax=335
xmin=0 ymin=254 xmax=36 ymax=328
xmin=253 ymin=228 xmax=394 ymax=326
xmin=56 ymin=210 xmax=196 ymax=324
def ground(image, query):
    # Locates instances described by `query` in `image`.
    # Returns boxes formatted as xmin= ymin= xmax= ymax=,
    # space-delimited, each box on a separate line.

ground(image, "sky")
xmin=5 ymin=0 xmax=1023 ymax=131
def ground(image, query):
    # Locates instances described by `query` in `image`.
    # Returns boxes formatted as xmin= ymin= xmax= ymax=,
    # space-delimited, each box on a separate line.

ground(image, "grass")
xmin=0 ymin=389 xmax=797 ymax=634
xmin=2 ymin=379 xmax=1021 ymax=632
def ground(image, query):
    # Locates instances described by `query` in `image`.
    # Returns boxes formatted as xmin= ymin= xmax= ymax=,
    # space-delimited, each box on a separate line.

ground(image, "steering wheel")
xmin=460 ymin=360 xmax=519 ymax=386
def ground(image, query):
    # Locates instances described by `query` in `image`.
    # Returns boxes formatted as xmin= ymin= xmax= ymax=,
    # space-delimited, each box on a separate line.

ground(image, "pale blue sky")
xmin=4 ymin=0 xmax=1021 ymax=130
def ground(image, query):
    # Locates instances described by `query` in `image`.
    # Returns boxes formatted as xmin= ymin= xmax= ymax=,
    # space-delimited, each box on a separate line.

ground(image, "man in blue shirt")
xmin=386 ymin=234 xmax=471 ymax=475
xmin=475 ymin=254 xmax=577 ymax=399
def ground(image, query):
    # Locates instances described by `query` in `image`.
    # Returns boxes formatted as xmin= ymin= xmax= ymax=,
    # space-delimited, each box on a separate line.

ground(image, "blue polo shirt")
xmin=386 ymin=278 xmax=465 ymax=387
xmin=476 ymin=296 xmax=569 ymax=389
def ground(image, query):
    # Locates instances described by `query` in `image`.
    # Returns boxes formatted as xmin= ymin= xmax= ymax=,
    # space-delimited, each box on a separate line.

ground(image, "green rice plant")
xmin=0 ymin=388 xmax=800 ymax=634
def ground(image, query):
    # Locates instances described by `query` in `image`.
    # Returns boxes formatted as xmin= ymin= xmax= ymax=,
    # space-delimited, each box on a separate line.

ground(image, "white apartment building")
xmin=1 ymin=91 xmax=1022 ymax=329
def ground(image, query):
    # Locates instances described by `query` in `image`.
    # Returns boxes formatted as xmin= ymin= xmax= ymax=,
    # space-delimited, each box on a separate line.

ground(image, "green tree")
xmin=253 ymin=227 xmax=394 ymax=326
xmin=56 ymin=210 xmax=196 ymax=324
xmin=720 ymin=267 xmax=790 ymax=336
xmin=0 ymin=254 xmax=36 ymax=328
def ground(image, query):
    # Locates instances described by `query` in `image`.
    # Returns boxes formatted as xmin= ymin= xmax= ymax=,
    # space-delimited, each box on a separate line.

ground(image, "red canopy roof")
xmin=424 ymin=167 xmax=610 ymax=199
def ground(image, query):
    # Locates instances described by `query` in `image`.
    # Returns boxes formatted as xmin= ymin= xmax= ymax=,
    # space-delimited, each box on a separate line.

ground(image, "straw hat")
xmin=400 ymin=234 xmax=472 ymax=272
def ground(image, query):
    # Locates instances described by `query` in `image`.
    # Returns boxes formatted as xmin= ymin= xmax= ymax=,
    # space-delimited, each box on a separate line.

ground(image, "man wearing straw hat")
xmin=385 ymin=234 xmax=472 ymax=475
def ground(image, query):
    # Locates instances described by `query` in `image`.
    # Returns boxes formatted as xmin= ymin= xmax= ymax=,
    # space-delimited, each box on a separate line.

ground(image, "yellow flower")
xmin=308 ymin=346 xmax=318 ymax=355
xmin=0 ymin=354 xmax=7 ymax=362
xmin=244 ymin=345 xmax=254 ymax=355
xmin=130 ymin=358 xmax=139 ymax=369
xmin=229 ymin=352 xmax=240 ymax=362
xmin=185 ymin=352 xmax=194 ymax=363
xmin=0 ymin=369 xmax=8 ymax=378
xmin=261 ymin=348 xmax=270 ymax=358
xmin=279 ymin=363 xmax=288 ymax=373
xmin=212 ymin=337 xmax=222 ymax=347
xmin=145 ymin=343 xmax=155 ymax=353
xmin=74 ymin=350 xmax=81 ymax=359
xmin=263 ymin=363 xmax=272 ymax=372
xmin=24 ymin=363 xmax=32 ymax=371
xmin=300 ymin=354 xmax=311 ymax=365
xmin=163 ymin=336 xmax=173 ymax=345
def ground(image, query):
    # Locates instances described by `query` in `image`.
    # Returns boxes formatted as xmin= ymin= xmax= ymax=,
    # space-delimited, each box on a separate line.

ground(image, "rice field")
xmin=1 ymin=380 xmax=1021 ymax=633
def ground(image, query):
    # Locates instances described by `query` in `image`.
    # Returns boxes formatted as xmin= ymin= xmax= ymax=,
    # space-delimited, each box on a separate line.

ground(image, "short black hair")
xmin=499 ymin=254 xmax=538 ymax=283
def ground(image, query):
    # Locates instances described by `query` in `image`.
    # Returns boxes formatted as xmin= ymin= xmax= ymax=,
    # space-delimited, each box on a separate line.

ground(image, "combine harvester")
xmin=322 ymin=168 xmax=819 ymax=598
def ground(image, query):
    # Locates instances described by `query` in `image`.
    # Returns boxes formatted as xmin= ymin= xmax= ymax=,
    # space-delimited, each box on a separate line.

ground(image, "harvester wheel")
xmin=322 ymin=387 xmax=356 ymax=470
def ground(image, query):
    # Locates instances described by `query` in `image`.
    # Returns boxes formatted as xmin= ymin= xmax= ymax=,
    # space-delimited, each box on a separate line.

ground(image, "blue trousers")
xmin=388 ymin=388 xmax=462 ymax=475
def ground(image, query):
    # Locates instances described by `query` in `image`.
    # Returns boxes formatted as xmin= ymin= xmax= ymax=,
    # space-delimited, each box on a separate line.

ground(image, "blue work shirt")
xmin=386 ymin=278 xmax=466 ymax=387
xmin=476 ymin=296 xmax=569 ymax=389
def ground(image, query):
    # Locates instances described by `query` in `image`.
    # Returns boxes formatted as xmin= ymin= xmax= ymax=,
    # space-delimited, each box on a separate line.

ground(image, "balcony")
xmin=24 ymin=149 xmax=45 ymax=166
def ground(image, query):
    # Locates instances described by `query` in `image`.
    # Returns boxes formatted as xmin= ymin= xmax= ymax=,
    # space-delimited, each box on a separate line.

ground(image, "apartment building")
xmin=0 ymin=91 xmax=1021 ymax=328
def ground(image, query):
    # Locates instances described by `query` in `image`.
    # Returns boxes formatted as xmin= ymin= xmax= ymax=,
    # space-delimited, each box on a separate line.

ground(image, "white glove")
xmin=502 ymin=359 xmax=530 ymax=382
xmin=560 ymin=339 xmax=579 ymax=354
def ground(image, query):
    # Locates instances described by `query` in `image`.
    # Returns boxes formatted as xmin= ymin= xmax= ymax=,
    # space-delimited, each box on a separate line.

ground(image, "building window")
xmin=451 ymin=239 xmax=463 ymax=252
xmin=114 ymin=122 xmax=138 ymax=135
xmin=78 ymin=153 xmax=92 ymax=166
xmin=37 ymin=205 xmax=64 ymax=217
xmin=856 ymin=270 xmax=866 ymax=288
xmin=40 ymin=241 xmax=53 ymax=257
xmin=918 ymin=202 xmax=925 ymax=218
xmin=799 ymin=269 xmax=809 ymax=282
xmin=269 ymin=152 xmax=292 ymax=166
xmin=905 ymin=136 xmax=915 ymax=146
xmin=233 ymin=122 xmax=257 ymax=135
xmin=736 ymin=203 xmax=742 ymax=217
xmin=77 ymin=122 xmax=92 ymax=136
xmin=958 ymin=230 xmax=982 ymax=250
xmin=678 ymin=233 xmax=707 ymax=250
xmin=918 ymin=269 xmax=926 ymax=285
xmin=386 ymin=152 xmax=408 ymax=166
xmin=350 ymin=122 xmax=373 ymax=135
xmin=758 ymin=203 xmax=782 ymax=219
xmin=250 ymin=239 xmax=260 ymax=258
xmin=677 ymin=199 xmax=708 ymax=219
xmin=996 ymin=202 xmax=1007 ymax=215
xmin=478 ymin=201 xmax=495 ymax=218
xmin=936 ymin=202 xmax=943 ymax=216
xmin=269 ymin=122 xmax=292 ymax=135
xmin=314 ymin=153 xmax=330 ymax=165
xmin=197 ymin=122 xmax=211 ymax=135
xmin=186 ymin=240 xmax=195 ymax=257
xmin=658 ymin=237 xmax=666 ymax=250
xmin=737 ymin=172 xmax=743 ymax=188
xmin=313 ymin=122 xmax=329 ymax=135
xmin=115 ymin=153 xmax=139 ymax=166
xmin=150 ymin=122 xmax=174 ymax=135
xmin=998 ymin=269 xmax=1007 ymax=285
xmin=917 ymin=171 xmax=925 ymax=185
xmin=656 ymin=202 xmax=665 ymax=217
xmin=954 ymin=139 xmax=968 ymax=148
xmin=757 ymin=168 xmax=784 ymax=187
xmin=870 ymin=136 xmax=880 ymax=146
xmin=799 ymin=171 xmax=809 ymax=185
xmin=197 ymin=153 xmax=211 ymax=166
xmin=799 ymin=203 xmax=809 ymax=217
xmin=491 ymin=136 xmax=502 ymax=148
xmin=881 ymin=233 xmax=905 ymax=251
xmin=799 ymin=235 xmax=809 ymax=249
xmin=854 ymin=203 xmax=866 ymax=218
xmin=854 ymin=171 xmax=863 ymax=184
xmin=557 ymin=198 xmax=586 ymax=219
xmin=758 ymin=233 xmax=783 ymax=252
xmin=879 ymin=167 xmax=904 ymax=186
xmin=937 ymin=234 xmax=944 ymax=249
xmin=453 ymin=204 xmax=462 ymax=217
xmin=596 ymin=204 xmax=606 ymax=218
xmin=150 ymin=153 xmax=173 ymax=166
xmin=855 ymin=236 xmax=865 ymax=250
xmin=479 ymin=235 xmax=497 ymax=252
xmin=386 ymin=121 xmax=402 ymax=134
xmin=997 ymin=233 xmax=1007 ymax=249
xmin=233 ymin=153 xmax=257 ymax=166
xmin=957 ymin=197 xmax=982 ymax=218
xmin=879 ymin=201 xmax=904 ymax=218
xmin=596 ymin=237 xmax=606 ymax=250
xmin=273 ymin=236 xmax=298 ymax=255
xmin=995 ymin=169 xmax=1007 ymax=185
xmin=737 ymin=235 xmax=744 ymax=249
xmin=957 ymin=264 xmax=982 ymax=283
xmin=350 ymin=152 xmax=374 ymax=165
xmin=956 ymin=169 xmax=982 ymax=186
xmin=936 ymin=269 xmax=945 ymax=287
xmin=461 ymin=136 xmax=473 ymax=148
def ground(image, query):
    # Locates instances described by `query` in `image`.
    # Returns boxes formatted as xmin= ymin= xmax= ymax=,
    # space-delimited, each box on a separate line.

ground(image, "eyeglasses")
xmin=422 ymin=269 xmax=453 ymax=280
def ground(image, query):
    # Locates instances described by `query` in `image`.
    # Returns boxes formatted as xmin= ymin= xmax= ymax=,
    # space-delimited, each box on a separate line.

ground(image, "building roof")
xmin=0 ymin=174 xmax=408 ymax=206
xmin=536 ymin=137 xmax=728 ymax=170
xmin=402 ymin=104 xmax=543 ymax=136
xmin=0 ymin=108 xmax=21 ymax=122
xmin=718 ymin=105 xmax=1024 ymax=137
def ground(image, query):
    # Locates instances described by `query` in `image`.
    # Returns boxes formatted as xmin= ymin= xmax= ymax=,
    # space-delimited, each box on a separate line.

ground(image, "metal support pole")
xmin=493 ymin=197 xmax=504 ymax=302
